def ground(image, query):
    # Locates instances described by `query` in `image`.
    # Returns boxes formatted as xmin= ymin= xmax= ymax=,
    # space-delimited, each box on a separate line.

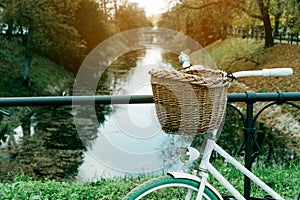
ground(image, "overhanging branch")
xmin=179 ymin=0 xmax=263 ymax=20
xmin=179 ymin=0 xmax=219 ymax=9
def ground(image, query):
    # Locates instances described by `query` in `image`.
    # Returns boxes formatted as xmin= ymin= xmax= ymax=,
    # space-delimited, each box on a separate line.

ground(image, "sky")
xmin=128 ymin=0 xmax=172 ymax=16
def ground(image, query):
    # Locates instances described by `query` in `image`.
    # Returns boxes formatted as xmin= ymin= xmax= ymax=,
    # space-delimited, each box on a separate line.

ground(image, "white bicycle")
xmin=123 ymin=67 xmax=293 ymax=200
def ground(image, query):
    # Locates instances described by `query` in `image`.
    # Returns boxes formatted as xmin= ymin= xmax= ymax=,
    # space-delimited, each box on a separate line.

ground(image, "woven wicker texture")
xmin=149 ymin=69 xmax=228 ymax=136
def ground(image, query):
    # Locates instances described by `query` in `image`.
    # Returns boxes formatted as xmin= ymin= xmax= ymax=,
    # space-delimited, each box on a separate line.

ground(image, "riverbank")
xmin=0 ymin=38 xmax=74 ymax=97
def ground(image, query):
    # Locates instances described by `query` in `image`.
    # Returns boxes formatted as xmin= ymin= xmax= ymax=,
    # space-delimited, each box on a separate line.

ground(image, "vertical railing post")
xmin=243 ymin=91 xmax=257 ymax=199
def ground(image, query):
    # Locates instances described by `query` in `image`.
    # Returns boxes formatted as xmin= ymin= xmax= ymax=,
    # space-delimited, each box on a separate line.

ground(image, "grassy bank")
xmin=207 ymin=38 xmax=300 ymax=93
xmin=0 ymin=38 xmax=74 ymax=97
xmin=0 ymin=159 xmax=299 ymax=199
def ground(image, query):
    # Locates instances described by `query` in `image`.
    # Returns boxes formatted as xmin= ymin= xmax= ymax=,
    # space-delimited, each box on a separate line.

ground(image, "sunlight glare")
xmin=129 ymin=0 xmax=170 ymax=16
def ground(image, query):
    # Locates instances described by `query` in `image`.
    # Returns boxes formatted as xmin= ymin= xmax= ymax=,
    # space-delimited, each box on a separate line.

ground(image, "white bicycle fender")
xmin=168 ymin=172 xmax=201 ymax=182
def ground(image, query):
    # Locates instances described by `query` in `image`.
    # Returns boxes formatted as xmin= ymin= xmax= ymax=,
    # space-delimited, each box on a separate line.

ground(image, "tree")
xmin=255 ymin=0 xmax=274 ymax=47
xmin=295 ymin=0 xmax=300 ymax=33
xmin=158 ymin=1 xmax=234 ymax=46
xmin=73 ymin=0 xmax=114 ymax=54
xmin=177 ymin=0 xmax=276 ymax=48
xmin=0 ymin=0 xmax=85 ymax=83
xmin=114 ymin=2 xmax=152 ymax=32
xmin=286 ymin=0 xmax=300 ymax=35
xmin=270 ymin=0 xmax=285 ymax=36
xmin=25 ymin=0 xmax=85 ymax=71
xmin=157 ymin=7 xmax=180 ymax=31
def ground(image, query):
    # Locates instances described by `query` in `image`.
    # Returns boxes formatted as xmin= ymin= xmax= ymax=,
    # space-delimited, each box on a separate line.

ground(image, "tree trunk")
xmin=274 ymin=16 xmax=280 ymax=36
xmin=273 ymin=1 xmax=284 ymax=37
xmin=113 ymin=0 xmax=118 ymax=17
xmin=263 ymin=14 xmax=274 ymax=48
xmin=22 ymin=23 xmax=33 ymax=87
xmin=256 ymin=0 xmax=274 ymax=48
xmin=222 ymin=23 xmax=228 ymax=40
xmin=5 ymin=20 xmax=13 ymax=40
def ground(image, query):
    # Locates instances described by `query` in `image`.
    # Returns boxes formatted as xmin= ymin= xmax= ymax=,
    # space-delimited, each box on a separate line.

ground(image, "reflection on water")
xmin=78 ymin=48 xmax=194 ymax=181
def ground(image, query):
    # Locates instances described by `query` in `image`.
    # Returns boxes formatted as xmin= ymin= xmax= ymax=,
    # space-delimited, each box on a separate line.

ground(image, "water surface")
xmin=78 ymin=47 xmax=194 ymax=181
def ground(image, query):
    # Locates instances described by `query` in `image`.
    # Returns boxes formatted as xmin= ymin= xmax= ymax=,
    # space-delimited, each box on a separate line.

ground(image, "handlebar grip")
xmin=262 ymin=68 xmax=293 ymax=77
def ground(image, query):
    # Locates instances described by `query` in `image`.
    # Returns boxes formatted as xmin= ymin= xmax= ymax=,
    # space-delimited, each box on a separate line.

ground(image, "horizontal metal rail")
xmin=0 ymin=95 xmax=154 ymax=106
xmin=0 ymin=92 xmax=299 ymax=107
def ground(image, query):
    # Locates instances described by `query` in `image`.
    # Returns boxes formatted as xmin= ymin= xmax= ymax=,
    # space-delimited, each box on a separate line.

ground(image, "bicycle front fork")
xmin=184 ymin=170 xmax=209 ymax=200
xmin=194 ymin=137 xmax=217 ymax=200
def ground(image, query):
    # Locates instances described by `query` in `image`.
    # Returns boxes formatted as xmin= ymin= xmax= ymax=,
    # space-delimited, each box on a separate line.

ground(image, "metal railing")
xmin=1 ymin=91 xmax=300 ymax=199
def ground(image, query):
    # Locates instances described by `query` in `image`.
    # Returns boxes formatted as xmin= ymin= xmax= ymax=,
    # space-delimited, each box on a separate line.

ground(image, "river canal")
xmin=77 ymin=47 xmax=195 ymax=181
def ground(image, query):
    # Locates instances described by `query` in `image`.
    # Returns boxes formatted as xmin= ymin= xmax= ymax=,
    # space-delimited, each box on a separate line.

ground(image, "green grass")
xmin=0 ymin=174 xmax=147 ymax=200
xmin=208 ymin=158 xmax=299 ymax=199
xmin=206 ymin=38 xmax=264 ymax=71
xmin=0 ymin=159 xmax=298 ymax=199
xmin=250 ymin=160 xmax=300 ymax=199
xmin=0 ymin=38 xmax=74 ymax=97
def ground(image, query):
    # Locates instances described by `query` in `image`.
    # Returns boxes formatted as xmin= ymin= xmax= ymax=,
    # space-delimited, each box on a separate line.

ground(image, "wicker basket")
xmin=149 ymin=69 xmax=228 ymax=136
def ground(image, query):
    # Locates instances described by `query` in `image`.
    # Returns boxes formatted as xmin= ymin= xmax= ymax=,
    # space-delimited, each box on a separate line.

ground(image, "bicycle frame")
xmin=212 ymin=144 xmax=283 ymax=200
xmin=169 ymin=135 xmax=284 ymax=200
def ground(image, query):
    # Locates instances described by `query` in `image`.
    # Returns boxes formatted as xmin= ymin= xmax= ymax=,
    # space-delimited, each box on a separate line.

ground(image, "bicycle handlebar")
xmin=232 ymin=68 xmax=293 ymax=78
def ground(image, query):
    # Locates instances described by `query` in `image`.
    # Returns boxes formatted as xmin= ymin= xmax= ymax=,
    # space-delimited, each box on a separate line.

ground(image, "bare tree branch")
xmin=179 ymin=0 xmax=263 ymax=20
xmin=232 ymin=1 xmax=263 ymax=20
xmin=179 ymin=0 xmax=219 ymax=9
